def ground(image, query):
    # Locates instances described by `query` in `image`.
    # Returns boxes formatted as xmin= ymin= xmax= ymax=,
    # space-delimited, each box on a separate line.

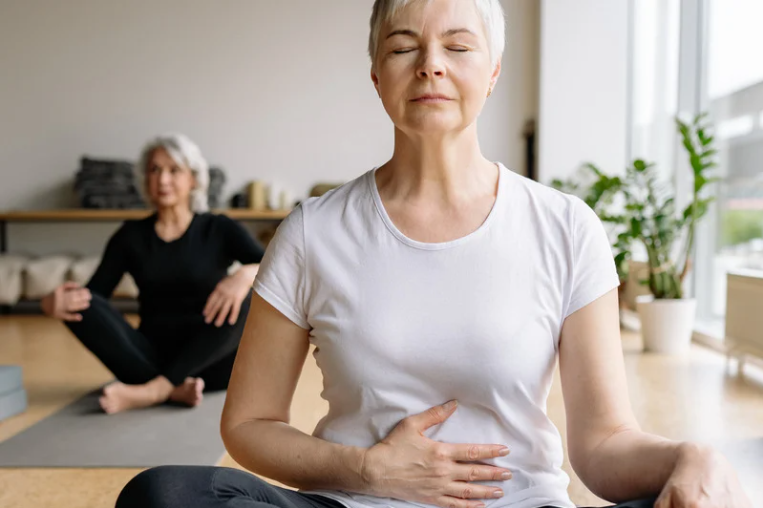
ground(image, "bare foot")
xmin=168 ymin=377 xmax=205 ymax=407
xmin=99 ymin=382 xmax=166 ymax=414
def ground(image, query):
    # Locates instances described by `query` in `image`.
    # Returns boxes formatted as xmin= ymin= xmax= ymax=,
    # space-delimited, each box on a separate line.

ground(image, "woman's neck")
xmin=155 ymin=205 xmax=194 ymax=228
xmin=380 ymin=127 xmax=497 ymax=204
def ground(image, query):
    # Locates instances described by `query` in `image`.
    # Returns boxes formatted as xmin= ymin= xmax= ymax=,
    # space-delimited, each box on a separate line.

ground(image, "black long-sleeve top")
xmin=87 ymin=213 xmax=266 ymax=329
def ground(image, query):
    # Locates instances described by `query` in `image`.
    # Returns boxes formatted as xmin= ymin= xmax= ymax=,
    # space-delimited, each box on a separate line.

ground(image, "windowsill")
xmin=693 ymin=318 xmax=729 ymax=353
xmin=693 ymin=318 xmax=726 ymax=340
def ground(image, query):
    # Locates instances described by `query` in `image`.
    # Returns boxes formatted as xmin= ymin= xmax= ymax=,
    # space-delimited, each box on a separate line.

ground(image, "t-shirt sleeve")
xmin=86 ymin=224 xmax=129 ymax=298
xmin=252 ymin=205 xmax=310 ymax=329
xmin=218 ymin=215 xmax=266 ymax=264
xmin=563 ymin=197 xmax=621 ymax=319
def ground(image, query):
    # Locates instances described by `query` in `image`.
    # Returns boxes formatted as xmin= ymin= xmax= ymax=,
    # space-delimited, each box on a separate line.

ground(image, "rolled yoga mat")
xmin=0 ymin=387 xmax=227 ymax=467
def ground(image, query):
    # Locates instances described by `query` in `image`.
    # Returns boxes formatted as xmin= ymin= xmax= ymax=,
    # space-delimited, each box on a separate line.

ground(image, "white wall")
xmin=537 ymin=0 xmax=629 ymax=184
xmin=0 ymin=0 xmax=539 ymax=257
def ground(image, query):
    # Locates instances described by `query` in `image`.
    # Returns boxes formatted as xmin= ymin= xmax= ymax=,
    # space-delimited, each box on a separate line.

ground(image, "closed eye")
xmin=392 ymin=49 xmax=416 ymax=54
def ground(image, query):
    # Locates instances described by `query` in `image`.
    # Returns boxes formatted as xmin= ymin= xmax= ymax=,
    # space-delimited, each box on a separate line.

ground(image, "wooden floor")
xmin=1 ymin=315 xmax=762 ymax=508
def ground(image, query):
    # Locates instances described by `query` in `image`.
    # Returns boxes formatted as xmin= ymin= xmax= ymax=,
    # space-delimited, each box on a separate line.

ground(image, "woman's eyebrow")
xmin=386 ymin=29 xmax=418 ymax=39
xmin=386 ymin=28 xmax=477 ymax=39
xmin=442 ymin=28 xmax=477 ymax=37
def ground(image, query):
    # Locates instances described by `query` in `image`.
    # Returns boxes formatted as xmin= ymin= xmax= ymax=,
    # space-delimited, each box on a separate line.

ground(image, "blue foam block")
xmin=0 ymin=387 xmax=27 ymax=422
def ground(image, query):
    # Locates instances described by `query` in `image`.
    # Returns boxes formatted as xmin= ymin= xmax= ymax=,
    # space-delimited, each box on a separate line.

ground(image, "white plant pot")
xmin=636 ymin=296 xmax=697 ymax=354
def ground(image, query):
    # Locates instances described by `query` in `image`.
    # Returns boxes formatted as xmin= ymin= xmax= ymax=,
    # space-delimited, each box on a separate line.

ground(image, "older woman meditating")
xmin=116 ymin=1 xmax=750 ymax=507
xmin=41 ymin=133 xmax=264 ymax=414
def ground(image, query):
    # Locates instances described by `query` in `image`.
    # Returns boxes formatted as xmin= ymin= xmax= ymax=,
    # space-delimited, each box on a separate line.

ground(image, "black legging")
xmin=116 ymin=466 xmax=658 ymax=508
xmin=65 ymin=290 xmax=252 ymax=390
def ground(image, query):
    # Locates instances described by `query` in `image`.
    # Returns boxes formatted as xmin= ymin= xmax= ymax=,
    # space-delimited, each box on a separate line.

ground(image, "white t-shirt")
xmin=252 ymin=163 xmax=620 ymax=508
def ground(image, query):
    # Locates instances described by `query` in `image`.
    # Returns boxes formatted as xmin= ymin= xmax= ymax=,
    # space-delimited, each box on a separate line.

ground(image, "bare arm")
xmin=220 ymin=291 xmax=370 ymax=492
xmin=236 ymin=263 xmax=260 ymax=281
xmin=559 ymin=289 xmax=680 ymax=502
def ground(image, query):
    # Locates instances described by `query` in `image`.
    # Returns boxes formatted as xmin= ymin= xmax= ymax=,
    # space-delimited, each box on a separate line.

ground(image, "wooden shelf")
xmin=0 ymin=208 xmax=291 ymax=221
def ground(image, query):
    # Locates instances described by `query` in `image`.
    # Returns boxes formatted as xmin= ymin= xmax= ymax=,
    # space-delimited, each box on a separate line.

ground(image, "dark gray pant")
xmin=115 ymin=466 xmax=657 ymax=508
xmin=66 ymin=291 xmax=251 ymax=389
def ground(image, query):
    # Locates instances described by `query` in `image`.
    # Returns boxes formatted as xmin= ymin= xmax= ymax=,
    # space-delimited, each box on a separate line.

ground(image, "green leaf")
xmin=695 ymin=174 xmax=707 ymax=192
xmin=630 ymin=217 xmax=642 ymax=237
xmin=683 ymin=204 xmax=695 ymax=221
xmin=701 ymin=148 xmax=718 ymax=159
xmin=690 ymin=154 xmax=702 ymax=172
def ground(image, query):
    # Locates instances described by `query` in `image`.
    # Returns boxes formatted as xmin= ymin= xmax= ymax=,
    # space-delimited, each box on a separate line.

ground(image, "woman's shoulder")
xmin=299 ymin=169 xmax=372 ymax=217
xmin=500 ymin=164 xmax=582 ymax=217
xmin=112 ymin=214 xmax=155 ymax=238
xmin=264 ymin=170 xmax=372 ymax=246
xmin=188 ymin=212 xmax=245 ymax=239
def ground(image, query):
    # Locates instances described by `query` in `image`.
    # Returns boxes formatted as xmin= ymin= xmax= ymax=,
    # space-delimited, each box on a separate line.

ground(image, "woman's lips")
xmin=412 ymin=95 xmax=452 ymax=103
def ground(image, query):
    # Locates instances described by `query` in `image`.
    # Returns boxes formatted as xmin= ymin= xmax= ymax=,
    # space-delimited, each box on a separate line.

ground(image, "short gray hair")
xmin=135 ymin=133 xmax=210 ymax=212
xmin=368 ymin=0 xmax=506 ymax=68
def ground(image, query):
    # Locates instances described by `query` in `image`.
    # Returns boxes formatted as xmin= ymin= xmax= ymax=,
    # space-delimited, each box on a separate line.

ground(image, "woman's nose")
xmin=158 ymin=169 xmax=172 ymax=184
xmin=417 ymin=49 xmax=446 ymax=79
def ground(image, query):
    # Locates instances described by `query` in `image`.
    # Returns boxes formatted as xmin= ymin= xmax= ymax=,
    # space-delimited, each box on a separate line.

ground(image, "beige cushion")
xmin=114 ymin=273 xmax=139 ymax=299
xmin=23 ymin=256 xmax=74 ymax=300
xmin=68 ymin=257 xmax=100 ymax=287
xmin=69 ymin=256 xmax=139 ymax=299
xmin=0 ymin=256 xmax=28 ymax=305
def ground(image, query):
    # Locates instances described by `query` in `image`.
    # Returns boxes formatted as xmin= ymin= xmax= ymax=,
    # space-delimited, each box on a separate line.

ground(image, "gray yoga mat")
xmin=0 ymin=388 xmax=228 ymax=467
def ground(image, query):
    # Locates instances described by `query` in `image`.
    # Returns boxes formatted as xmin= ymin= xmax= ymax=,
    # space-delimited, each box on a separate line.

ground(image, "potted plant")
xmin=551 ymin=113 xmax=717 ymax=353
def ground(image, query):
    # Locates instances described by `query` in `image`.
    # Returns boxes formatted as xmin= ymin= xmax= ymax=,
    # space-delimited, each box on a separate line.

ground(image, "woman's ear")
xmin=490 ymin=60 xmax=502 ymax=88
xmin=371 ymin=69 xmax=381 ymax=98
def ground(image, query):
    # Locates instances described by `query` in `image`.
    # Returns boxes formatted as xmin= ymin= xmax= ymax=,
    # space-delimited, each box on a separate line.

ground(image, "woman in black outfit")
xmin=41 ymin=133 xmax=265 ymax=414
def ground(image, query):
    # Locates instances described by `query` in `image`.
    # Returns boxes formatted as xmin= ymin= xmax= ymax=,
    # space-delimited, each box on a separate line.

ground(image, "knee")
xmin=213 ymin=468 xmax=272 ymax=501
xmin=79 ymin=292 xmax=109 ymax=318
xmin=116 ymin=466 xmax=207 ymax=508
xmin=65 ymin=292 xmax=109 ymax=327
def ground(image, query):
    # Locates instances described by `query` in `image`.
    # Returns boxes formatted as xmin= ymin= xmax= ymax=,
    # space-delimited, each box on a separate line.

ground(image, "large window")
xmin=628 ymin=0 xmax=681 ymax=176
xmin=695 ymin=0 xmax=763 ymax=326
xmin=629 ymin=0 xmax=763 ymax=336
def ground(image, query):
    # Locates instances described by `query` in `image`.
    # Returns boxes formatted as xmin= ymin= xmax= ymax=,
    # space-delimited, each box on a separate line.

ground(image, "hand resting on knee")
xmin=40 ymin=281 xmax=92 ymax=322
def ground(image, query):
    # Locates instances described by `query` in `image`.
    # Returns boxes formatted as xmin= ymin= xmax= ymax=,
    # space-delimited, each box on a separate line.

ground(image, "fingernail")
xmin=475 ymin=504 xmax=485 ymax=508
xmin=492 ymin=491 xmax=503 ymax=498
xmin=443 ymin=400 xmax=457 ymax=410
xmin=498 ymin=447 xmax=510 ymax=456
xmin=501 ymin=472 xmax=512 ymax=480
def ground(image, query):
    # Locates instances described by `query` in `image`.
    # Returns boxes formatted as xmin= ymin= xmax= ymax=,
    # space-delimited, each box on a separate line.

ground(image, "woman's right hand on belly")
xmin=41 ymin=282 xmax=92 ymax=322
xmin=360 ymin=400 xmax=512 ymax=508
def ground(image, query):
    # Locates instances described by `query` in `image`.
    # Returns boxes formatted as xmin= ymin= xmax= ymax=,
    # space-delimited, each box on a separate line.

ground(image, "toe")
xmin=104 ymin=382 xmax=122 ymax=396
xmin=99 ymin=398 xmax=113 ymax=414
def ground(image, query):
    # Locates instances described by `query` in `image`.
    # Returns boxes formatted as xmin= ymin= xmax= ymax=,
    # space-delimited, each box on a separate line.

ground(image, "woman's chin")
xmin=152 ymin=197 xmax=181 ymax=209
xmin=398 ymin=114 xmax=470 ymax=136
